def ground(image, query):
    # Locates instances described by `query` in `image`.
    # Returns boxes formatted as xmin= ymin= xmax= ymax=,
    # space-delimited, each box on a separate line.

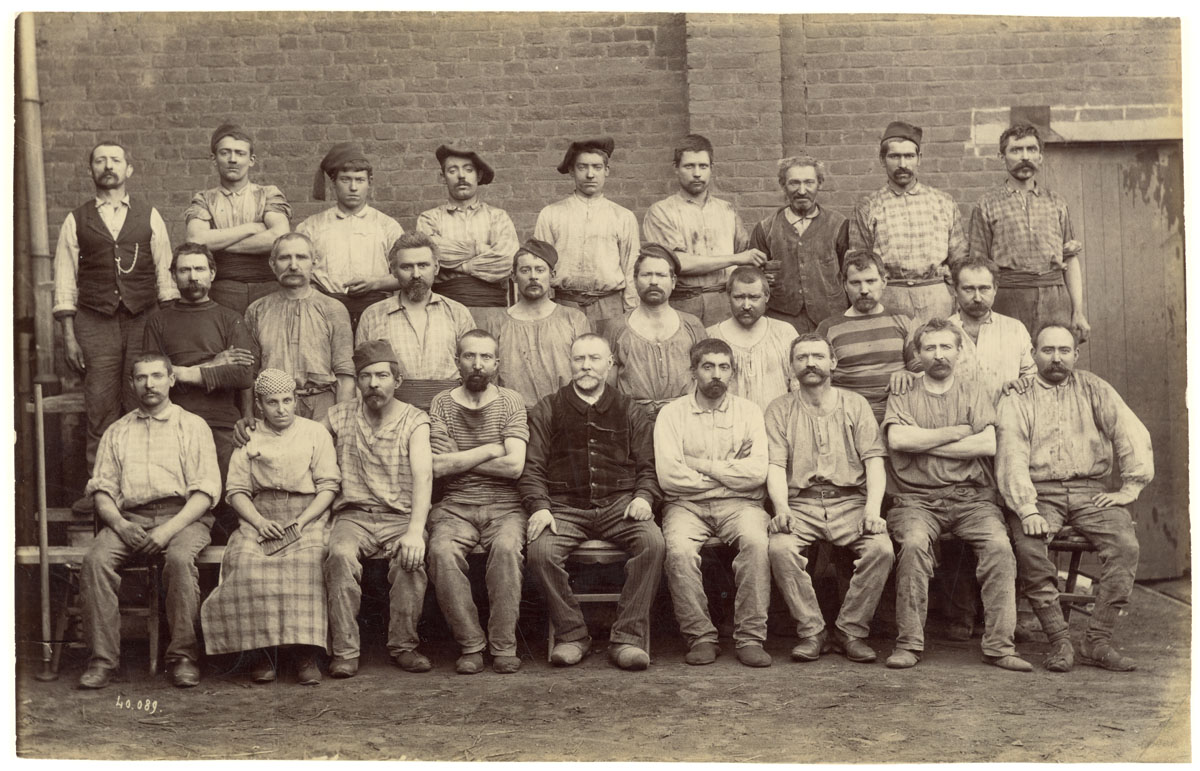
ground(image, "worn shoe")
xmin=550 ymin=636 xmax=592 ymax=667
xmin=609 ymin=643 xmax=650 ymax=671
xmin=393 ymin=650 xmax=432 ymax=673
xmin=455 ymin=653 xmax=484 ymax=675
xmin=77 ymin=663 xmax=113 ymax=690
xmin=684 ymin=641 xmax=719 ymax=666
xmin=295 ymin=658 xmax=321 ymax=686
xmin=1044 ymin=638 xmax=1075 ymax=672
xmin=249 ymin=654 xmax=276 ymax=684
xmin=984 ymin=654 xmax=1034 ymax=672
xmin=492 ymin=655 xmax=522 ymax=674
xmin=945 ymin=620 xmax=974 ymax=642
xmin=735 ymin=644 xmax=772 ymax=668
xmin=329 ymin=656 xmax=359 ymax=679
xmin=1079 ymin=642 xmax=1137 ymax=672
xmin=885 ymin=648 xmax=922 ymax=669
xmin=790 ymin=630 xmax=827 ymax=662
xmin=170 ymin=659 xmax=201 ymax=688
xmin=832 ymin=630 xmax=877 ymax=663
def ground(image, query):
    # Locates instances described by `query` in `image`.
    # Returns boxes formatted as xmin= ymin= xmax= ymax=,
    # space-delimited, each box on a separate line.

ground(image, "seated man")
xmin=883 ymin=318 xmax=1030 ymax=671
xmin=322 ymin=340 xmax=434 ymax=678
xmin=427 ymin=330 xmax=529 ymax=675
xmin=520 ymin=334 xmax=665 ymax=671
xmin=655 ymin=339 xmax=772 ymax=667
xmin=997 ymin=322 xmax=1153 ymax=672
xmin=765 ymin=334 xmax=893 ymax=664
xmin=78 ymin=353 xmax=220 ymax=689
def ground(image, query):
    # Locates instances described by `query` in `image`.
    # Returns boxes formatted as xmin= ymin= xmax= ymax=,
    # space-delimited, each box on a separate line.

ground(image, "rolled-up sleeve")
xmin=84 ymin=423 xmax=124 ymax=505
xmin=52 ymin=214 xmax=80 ymax=318
xmin=310 ymin=423 xmax=342 ymax=495
xmin=183 ymin=415 xmax=222 ymax=509
xmin=149 ymin=208 xmax=180 ymax=304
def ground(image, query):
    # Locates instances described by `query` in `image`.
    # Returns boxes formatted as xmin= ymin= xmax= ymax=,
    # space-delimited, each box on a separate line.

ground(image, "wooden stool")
xmin=1047 ymin=525 xmax=1099 ymax=621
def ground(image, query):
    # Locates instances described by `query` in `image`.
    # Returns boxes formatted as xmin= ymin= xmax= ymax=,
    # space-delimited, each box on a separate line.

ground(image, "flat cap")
xmin=637 ymin=242 xmax=681 ymax=275
xmin=557 ymin=137 xmax=615 ymax=174
xmin=881 ymin=120 xmax=922 ymax=148
xmin=435 ymin=145 xmax=495 ymax=186
xmin=210 ymin=123 xmax=253 ymax=154
xmin=514 ymin=238 xmax=558 ymax=270
xmin=353 ymin=339 xmax=399 ymax=373
xmin=314 ymin=142 xmax=371 ymax=201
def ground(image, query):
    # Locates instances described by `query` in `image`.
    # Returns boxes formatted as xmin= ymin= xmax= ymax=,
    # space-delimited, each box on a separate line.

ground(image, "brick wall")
xmin=30 ymin=11 xmax=1181 ymax=304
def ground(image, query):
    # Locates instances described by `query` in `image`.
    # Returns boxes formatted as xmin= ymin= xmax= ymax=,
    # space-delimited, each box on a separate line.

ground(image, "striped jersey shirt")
xmin=429 ymin=386 xmax=529 ymax=505
xmin=815 ymin=310 xmax=915 ymax=421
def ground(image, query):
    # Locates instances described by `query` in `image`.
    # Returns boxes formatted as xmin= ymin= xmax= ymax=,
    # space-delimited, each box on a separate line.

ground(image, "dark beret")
xmin=514 ymin=238 xmax=558 ymax=270
xmin=352 ymin=339 xmax=399 ymax=373
xmin=435 ymin=145 xmax=495 ymax=186
xmin=313 ymin=142 xmax=370 ymax=201
xmin=556 ymin=137 xmax=615 ymax=174
xmin=210 ymin=123 xmax=253 ymax=155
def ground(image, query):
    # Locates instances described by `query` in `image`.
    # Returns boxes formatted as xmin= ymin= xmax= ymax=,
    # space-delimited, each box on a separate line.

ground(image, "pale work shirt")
xmin=533 ymin=193 xmax=640 ymax=310
xmin=948 ymin=311 xmax=1036 ymax=405
xmin=295 ymin=205 xmax=404 ymax=294
xmin=415 ymin=201 xmax=519 ymax=284
xmin=356 ymin=292 xmax=474 ymax=380
xmin=706 ymin=317 xmax=797 ymax=411
xmin=654 ymin=390 xmax=768 ymax=502
xmin=641 ymin=191 xmax=750 ymax=290
xmin=765 ymin=388 xmax=886 ymax=496
xmin=225 ymin=416 xmax=341 ymax=502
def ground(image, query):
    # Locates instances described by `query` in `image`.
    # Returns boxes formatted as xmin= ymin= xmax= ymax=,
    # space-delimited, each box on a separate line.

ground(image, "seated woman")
xmin=201 ymin=369 xmax=340 ymax=685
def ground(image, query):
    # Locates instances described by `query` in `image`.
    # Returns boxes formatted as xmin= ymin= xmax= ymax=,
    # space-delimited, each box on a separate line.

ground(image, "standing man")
xmin=883 ymin=318 xmax=1030 ymax=672
xmin=185 ymin=123 xmax=291 ymax=315
xmin=427 ymin=330 xmax=529 ymax=675
xmin=641 ymin=134 xmax=765 ymax=326
xmin=143 ymin=243 xmax=258 ymax=540
xmin=655 ymin=339 xmax=772 ymax=668
xmin=77 ymin=353 xmax=220 ymax=689
xmin=706 ymin=266 xmax=798 ymax=411
xmin=600 ymin=244 xmax=708 ymax=418
xmin=356 ymin=233 xmax=475 ymax=411
xmin=816 ymin=251 xmax=917 ymax=422
xmin=244 ymin=232 xmax=356 ymax=421
xmin=533 ymin=137 xmax=640 ymax=324
xmin=997 ymin=323 xmax=1153 ymax=672
xmin=53 ymin=141 xmax=179 ymax=511
xmin=296 ymin=142 xmax=405 ymax=330
xmin=969 ymin=122 xmax=1089 ymax=340
xmin=416 ymin=144 xmax=519 ymax=332
xmin=765 ymin=334 xmax=894 ymax=664
xmin=323 ymin=340 xmax=434 ymax=678
xmin=850 ymin=121 xmax=967 ymax=323
xmin=750 ymin=155 xmax=850 ymax=333
xmin=521 ymin=334 xmax=665 ymax=671
xmin=496 ymin=239 xmax=592 ymax=408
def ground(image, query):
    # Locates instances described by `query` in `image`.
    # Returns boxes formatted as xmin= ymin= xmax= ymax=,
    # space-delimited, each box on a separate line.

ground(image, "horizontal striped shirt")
xmin=325 ymin=399 xmax=430 ymax=515
xmin=968 ymin=179 xmax=1079 ymax=274
xmin=816 ymin=310 xmax=915 ymax=421
xmin=850 ymin=182 xmax=967 ymax=280
xmin=429 ymin=386 xmax=529 ymax=505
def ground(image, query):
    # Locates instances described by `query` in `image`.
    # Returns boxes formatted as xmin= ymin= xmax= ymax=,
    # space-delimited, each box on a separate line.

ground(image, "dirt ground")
xmin=13 ymin=579 xmax=1190 ymax=762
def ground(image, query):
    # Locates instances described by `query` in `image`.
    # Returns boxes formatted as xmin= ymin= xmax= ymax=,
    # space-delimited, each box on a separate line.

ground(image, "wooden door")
xmin=1043 ymin=141 xmax=1187 ymax=580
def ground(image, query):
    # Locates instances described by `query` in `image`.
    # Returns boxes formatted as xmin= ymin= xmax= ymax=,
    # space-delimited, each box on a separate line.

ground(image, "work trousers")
xmin=882 ymin=282 xmax=954 ymax=324
xmin=1005 ymin=478 xmax=1140 ymax=647
xmin=662 ymin=498 xmax=770 ymax=648
xmin=526 ymin=494 xmax=665 ymax=650
xmin=73 ymin=305 xmax=150 ymax=467
xmin=427 ymin=500 xmax=527 ymax=657
xmin=889 ymin=486 xmax=1018 ymax=657
xmin=324 ymin=508 xmax=427 ymax=660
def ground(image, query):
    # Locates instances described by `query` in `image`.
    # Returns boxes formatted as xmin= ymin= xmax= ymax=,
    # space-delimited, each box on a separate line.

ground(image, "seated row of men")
xmin=56 ymin=118 xmax=1088 ymax=516
xmin=76 ymin=298 xmax=1152 ymax=689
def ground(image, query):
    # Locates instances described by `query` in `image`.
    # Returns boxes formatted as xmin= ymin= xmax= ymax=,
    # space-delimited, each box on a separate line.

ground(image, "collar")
xmin=949 ymin=311 xmax=994 ymax=326
xmin=386 ymin=291 xmax=447 ymax=315
xmin=335 ymin=205 xmax=371 ymax=220
xmin=570 ymin=191 xmax=607 ymax=206
xmin=444 ymin=199 xmax=483 ymax=213
xmin=688 ymin=390 xmax=731 ymax=415
xmin=783 ymin=205 xmax=820 ymax=225
xmin=563 ymin=382 xmax=614 ymax=414
xmin=218 ymin=182 xmax=254 ymax=198
xmin=1005 ymin=177 xmax=1042 ymax=197
xmin=134 ymin=403 xmax=176 ymax=422
xmin=94 ymin=193 xmax=130 ymax=209
xmin=885 ymin=181 xmax=923 ymax=197
xmin=676 ymin=190 xmax=711 ymax=207
xmin=1034 ymin=372 xmax=1075 ymax=389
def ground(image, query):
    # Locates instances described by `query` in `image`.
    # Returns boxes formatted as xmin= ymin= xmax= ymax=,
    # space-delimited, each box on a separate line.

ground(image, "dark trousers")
xmin=74 ymin=305 xmax=151 ymax=467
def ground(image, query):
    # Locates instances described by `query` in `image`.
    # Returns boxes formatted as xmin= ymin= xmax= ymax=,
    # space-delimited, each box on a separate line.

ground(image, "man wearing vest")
xmin=53 ymin=141 xmax=179 ymax=513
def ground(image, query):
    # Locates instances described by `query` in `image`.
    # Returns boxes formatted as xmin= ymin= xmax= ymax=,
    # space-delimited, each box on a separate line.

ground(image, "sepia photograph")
xmin=9 ymin=5 xmax=1189 ymax=762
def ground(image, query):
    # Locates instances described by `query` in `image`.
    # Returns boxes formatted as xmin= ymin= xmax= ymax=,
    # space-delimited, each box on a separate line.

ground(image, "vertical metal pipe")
xmin=33 ymin=385 xmax=57 ymax=680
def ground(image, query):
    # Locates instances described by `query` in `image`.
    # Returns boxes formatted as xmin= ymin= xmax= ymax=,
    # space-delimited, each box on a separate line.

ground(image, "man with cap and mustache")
xmin=427 ymin=329 xmax=529 ymax=675
xmin=322 ymin=339 xmax=435 ymax=678
xmin=533 ymin=136 xmax=640 ymax=324
xmin=655 ymin=338 xmax=773 ymax=668
xmin=599 ymin=243 xmax=708 ymax=419
xmin=416 ymin=144 xmax=519 ymax=332
xmin=969 ymin=122 xmax=1090 ymax=341
xmin=520 ymin=333 xmax=664 ymax=671
xmin=495 ymin=239 xmax=592 ymax=408
xmin=52 ymin=141 xmax=180 ymax=514
xmin=185 ymin=123 xmax=292 ymax=315
xmin=883 ymin=317 xmax=1030 ymax=672
xmin=642 ymin=134 xmax=766 ymax=326
xmin=243 ymin=232 xmax=356 ymax=422
xmin=997 ymin=321 xmax=1153 ymax=673
xmin=749 ymin=155 xmax=850 ymax=334
xmin=296 ymin=142 xmax=405 ymax=331
xmin=850 ymin=120 xmax=967 ymax=324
